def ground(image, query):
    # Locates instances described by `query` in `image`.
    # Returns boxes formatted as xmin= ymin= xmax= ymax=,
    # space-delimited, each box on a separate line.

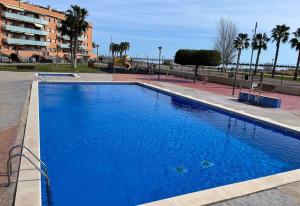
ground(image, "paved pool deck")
xmin=1 ymin=71 xmax=300 ymax=205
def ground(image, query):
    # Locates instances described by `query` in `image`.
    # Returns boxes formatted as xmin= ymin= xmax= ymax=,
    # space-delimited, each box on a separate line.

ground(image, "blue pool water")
xmin=39 ymin=83 xmax=300 ymax=206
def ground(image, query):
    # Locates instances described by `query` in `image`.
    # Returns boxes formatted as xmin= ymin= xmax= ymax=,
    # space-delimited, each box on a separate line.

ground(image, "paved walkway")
xmin=0 ymin=72 xmax=34 ymax=206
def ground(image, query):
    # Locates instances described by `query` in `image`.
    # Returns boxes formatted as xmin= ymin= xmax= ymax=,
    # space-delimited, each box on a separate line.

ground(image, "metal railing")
xmin=6 ymin=144 xmax=53 ymax=205
xmin=132 ymin=61 xmax=300 ymax=88
xmin=7 ymin=144 xmax=50 ymax=187
xmin=9 ymin=145 xmax=48 ymax=174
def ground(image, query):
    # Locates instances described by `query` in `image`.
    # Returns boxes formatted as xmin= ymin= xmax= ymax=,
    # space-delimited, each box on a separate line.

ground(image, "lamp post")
xmin=96 ymin=44 xmax=99 ymax=71
xmin=232 ymin=45 xmax=242 ymax=96
xmin=158 ymin=46 xmax=162 ymax=80
xmin=249 ymin=22 xmax=257 ymax=76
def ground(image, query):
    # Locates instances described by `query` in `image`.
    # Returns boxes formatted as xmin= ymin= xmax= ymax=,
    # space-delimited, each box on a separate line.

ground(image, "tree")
xmin=119 ymin=42 xmax=126 ymax=57
xmin=60 ymin=5 xmax=89 ymax=69
xmin=174 ymin=49 xmax=221 ymax=83
xmin=290 ymin=28 xmax=300 ymax=80
xmin=109 ymin=43 xmax=116 ymax=57
xmin=214 ymin=18 xmax=238 ymax=71
xmin=110 ymin=42 xmax=130 ymax=57
xmin=123 ymin=42 xmax=130 ymax=55
xmin=232 ymin=33 xmax=250 ymax=95
xmin=271 ymin=24 xmax=290 ymax=77
xmin=252 ymin=33 xmax=270 ymax=75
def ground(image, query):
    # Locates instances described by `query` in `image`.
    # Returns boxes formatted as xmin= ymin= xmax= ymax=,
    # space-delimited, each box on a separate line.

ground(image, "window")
xmin=48 ymin=28 xmax=51 ymax=32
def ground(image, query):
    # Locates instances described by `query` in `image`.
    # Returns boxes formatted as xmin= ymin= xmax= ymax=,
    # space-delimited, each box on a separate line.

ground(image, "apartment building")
xmin=0 ymin=0 xmax=95 ymax=62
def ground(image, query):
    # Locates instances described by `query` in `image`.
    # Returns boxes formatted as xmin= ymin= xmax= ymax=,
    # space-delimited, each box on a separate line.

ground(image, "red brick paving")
xmin=113 ymin=74 xmax=300 ymax=112
xmin=0 ymin=126 xmax=19 ymax=206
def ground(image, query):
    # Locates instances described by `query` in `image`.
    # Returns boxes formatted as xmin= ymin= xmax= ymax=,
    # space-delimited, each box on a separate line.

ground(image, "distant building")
xmin=0 ymin=0 xmax=95 ymax=62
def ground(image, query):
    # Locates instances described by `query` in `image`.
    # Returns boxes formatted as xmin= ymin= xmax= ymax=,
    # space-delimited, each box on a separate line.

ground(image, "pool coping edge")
xmin=14 ymin=81 xmax=41 ymax=206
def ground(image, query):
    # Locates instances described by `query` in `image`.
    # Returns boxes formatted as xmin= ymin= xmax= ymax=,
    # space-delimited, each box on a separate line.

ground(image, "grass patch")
xmin=0 ymin=63 xmax=108 ymax=73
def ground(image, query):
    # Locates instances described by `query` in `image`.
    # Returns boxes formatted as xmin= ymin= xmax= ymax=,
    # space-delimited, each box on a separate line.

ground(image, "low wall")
xmin=274 ymin=85 xmax=300 ymax=96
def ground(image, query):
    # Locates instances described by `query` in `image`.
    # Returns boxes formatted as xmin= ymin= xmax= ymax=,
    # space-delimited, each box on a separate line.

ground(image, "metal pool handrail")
xmin=9 ymin=144 xmax=48 ymax=174
xmin=7 ymin=153 xmax=50 ymax=187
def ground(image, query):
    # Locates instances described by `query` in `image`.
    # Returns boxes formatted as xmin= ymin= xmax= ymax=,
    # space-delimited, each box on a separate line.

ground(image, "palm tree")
xmin=271 ymin=25 xmax=290 ymax=77
xmin=60 ymin=5 xmax=89 ymax=69
xmin=252 ymin=33 xmax=270 ymax=75
xmin=110 ymin=43 xmax=120 ymax=57
xmin=123 ymin=42 xmax=130 ymax=55
xmin=232 ymin=33 xmax=250 ymax=95
xmin=109 ymin=43 xmax=115 ymax=57
xmin=119 ymin=42 xmax=126 ymax=57
xmin=290 ymin=28 xmax=300 ymax=80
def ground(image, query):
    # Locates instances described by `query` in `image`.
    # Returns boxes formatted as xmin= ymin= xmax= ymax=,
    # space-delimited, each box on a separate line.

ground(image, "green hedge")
xmin=174 ymin=49 xmax=221 ymax=66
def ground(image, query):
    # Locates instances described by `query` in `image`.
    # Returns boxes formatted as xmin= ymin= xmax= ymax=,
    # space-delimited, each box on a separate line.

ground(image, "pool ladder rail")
xmin=6 ymin=144 xmax=50 ymax=188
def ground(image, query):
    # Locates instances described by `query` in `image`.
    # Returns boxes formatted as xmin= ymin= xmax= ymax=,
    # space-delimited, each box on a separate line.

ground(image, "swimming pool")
xmin=39 ymin=83 xmax=300 ymax=206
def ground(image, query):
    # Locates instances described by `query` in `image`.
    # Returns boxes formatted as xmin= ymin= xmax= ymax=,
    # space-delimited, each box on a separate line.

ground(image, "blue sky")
xmin=33 ymin=0 xmax=300 ymax=65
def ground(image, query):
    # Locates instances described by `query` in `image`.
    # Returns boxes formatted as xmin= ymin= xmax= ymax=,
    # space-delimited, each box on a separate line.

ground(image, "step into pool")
xmin=36 ymin=72 xmax=80 ymax=77
xmin=39 ymin=83 xmax=300 ymax=206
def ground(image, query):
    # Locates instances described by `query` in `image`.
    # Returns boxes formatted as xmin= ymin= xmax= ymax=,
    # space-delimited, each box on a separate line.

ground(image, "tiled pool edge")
xmin=16 ymin=80 xmax=300 ymax=206
xmin=15 ymin=81 xmax=41 ymax=206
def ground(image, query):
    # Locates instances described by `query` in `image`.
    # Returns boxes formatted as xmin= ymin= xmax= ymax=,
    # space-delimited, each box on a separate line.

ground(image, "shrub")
xmin=174 ymin=49 xmax=221 ymax=66
xmin=174 ymin=49 xmax=221 ymax=82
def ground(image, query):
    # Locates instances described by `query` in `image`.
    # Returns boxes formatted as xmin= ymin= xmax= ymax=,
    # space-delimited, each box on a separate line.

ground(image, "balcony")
xmin=59 ymin=43 xmax=70 ymax=49
xmin=2 ymin=25 xmax=48 ymax=36
xmin=78 ymin=36 xmax=87 ymax=41
xmin=57 ymin=34 xmax=86 ymax=41
xmin=59 ymin=44 xmax=87 ymax=50
xmin=2 ymin=11 xmax=48 ymax=25
xmin=4 ymin=38 xmax=49 ymax=46
xmin=80 ymin=45 xmax=87 ymax=50
xmin=58 ymin=35 xmax=70 ymax=41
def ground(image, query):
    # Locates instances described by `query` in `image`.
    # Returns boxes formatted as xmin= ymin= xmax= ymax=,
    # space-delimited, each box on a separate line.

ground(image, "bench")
xmin=239 ymin=92 xmax=281 ymax=108
xmin=17 ymin=65 xmax=35 ymax=70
